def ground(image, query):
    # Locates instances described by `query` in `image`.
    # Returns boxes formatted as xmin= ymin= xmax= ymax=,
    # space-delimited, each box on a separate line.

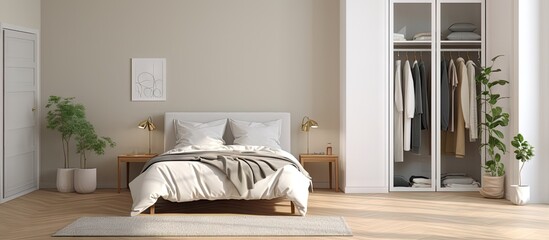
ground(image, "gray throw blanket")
xmin=142 ymin=151 xmax=306 ymax=195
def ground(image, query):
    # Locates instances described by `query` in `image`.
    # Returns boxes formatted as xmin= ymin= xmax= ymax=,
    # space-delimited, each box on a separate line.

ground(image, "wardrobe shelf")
xmin=394 ymin=40 xmax=432 ymax=46
xmin=394 ymin=40 xmax=481 ymax=48
xmin=437 ymin=187 xmax=481 ymax=192
xmin=441 ymin=40 xmax=481 ymax=47
xmin=390 ymin=187 xmax=436 ymax=192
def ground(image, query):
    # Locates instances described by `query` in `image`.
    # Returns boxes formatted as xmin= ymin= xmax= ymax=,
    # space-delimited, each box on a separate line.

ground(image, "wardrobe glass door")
xmin=437 ymin=0 xmax=485 ymax=191
xmin=391 ymin=1 xmax=436 ymax=191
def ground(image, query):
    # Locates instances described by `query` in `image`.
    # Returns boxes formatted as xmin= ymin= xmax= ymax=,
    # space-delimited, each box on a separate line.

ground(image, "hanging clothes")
xmin=459 ymin=57 xmax=470 ymax=131
xmin=440 ymin=59 xmax=450 ymax=131
xmin=394 ymin=60 xmax=404 ymax=162
xmin=411 ymin=60 xmax=423 ymax=153
xmin=467 ymin=60 xmax=478 ymax=141
xmin=447 ymin=59 xmax=458 ymax=132
xmin=446 ymin=58 xmax=467 ymax=158
xmin=420 ymin=61 xmax=430 ymax=130
xmin=403 ymin=60 xmax=415 ymax=151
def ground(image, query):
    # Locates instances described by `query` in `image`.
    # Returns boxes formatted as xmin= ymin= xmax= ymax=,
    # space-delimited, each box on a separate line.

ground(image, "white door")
xmin=3 ymin=29 xmax=38 ymax=199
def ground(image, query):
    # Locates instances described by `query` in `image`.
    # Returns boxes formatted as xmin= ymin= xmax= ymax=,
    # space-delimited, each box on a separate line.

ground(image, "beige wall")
xmin=41 ymin=0 xmax=340 ymax=188
xmin=0 ymin=0 xmax=41 ymax=29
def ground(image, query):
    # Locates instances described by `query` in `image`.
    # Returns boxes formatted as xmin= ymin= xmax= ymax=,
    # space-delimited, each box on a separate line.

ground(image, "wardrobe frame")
xmin=388 ymin=0 xmax=486 ymax=192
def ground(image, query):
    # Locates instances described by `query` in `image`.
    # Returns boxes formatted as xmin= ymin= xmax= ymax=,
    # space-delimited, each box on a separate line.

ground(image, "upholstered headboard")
xmin=164 ymin=112 xmax=291 ymax=152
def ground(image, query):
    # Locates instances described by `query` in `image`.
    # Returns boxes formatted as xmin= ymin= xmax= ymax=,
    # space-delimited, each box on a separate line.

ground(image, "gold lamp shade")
xmin=301 ymin=116 xmax=319 ymax=132
xmin=138 ymin=116 xmax=156 ymax=154
xmin=301 ymin=116 xmax=318 ymax=154
xmin=138 ymin=116 xmax=156 ymax=131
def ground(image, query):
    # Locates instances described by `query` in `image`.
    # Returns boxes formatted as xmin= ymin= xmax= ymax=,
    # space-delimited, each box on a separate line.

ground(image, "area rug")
xmin=53 ymin=215 xmax=352 ymax=237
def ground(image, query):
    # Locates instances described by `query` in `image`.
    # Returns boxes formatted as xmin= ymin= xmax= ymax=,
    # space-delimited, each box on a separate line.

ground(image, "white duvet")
xmin=129 ymin=145 xmax=311 ymax=216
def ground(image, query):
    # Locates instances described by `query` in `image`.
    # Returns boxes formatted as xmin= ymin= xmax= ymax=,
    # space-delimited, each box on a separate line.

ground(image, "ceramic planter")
xmin=479 ymin=175 xmax=504 ymax=199
xmin=56 ymin=168 xmax=76 ymax=192
xmin=74 ymin=168 xmax=97 ymax=194
xmin=510 ymin=185 xmax=530 ymax=205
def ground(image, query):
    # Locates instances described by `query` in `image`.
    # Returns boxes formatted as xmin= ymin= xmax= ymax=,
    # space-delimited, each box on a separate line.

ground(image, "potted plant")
xmin=73 ymin=119 xmax=116 ymax=193
xmin=46 ymin=96 xmax=85 ymax=192
xmin=477 ymin=55 xmax=509 ymax=199
xmin=510 ymin=133 xmax=534 ymax=205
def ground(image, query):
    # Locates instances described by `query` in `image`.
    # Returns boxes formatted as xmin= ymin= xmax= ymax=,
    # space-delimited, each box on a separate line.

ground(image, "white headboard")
xmin=164 ymin=112 xmax=291 ymax=152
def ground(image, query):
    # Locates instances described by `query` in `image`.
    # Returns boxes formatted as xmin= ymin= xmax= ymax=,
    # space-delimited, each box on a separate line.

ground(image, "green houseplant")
xmin=510 ymin=133 xmax=535 ymax=205
xmin=46 ymin=96 xmax=85 ymax=169
xmin=46 ymin=96 xmax=86 ymax=192
xmin=476 ymin=55 xmax=509 ymax=198
xmin=73 ymin=120 xmax=115 ymax=194
xmin=46 ymin=95 xmax=115 ymax=193
xmin=75 ymin=120 xmax=116 ymax=170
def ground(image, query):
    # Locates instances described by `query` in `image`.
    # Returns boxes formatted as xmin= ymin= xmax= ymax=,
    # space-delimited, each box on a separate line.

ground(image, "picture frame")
xmin=131 ymin=58 xmax=166 ymax=101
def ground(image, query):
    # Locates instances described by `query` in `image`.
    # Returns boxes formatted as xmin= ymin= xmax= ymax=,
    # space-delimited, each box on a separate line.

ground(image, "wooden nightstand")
xmin=117 ymin=154 xmax=157 ymax=193
xmin=299 ymin=154 xmax=339 ymax=192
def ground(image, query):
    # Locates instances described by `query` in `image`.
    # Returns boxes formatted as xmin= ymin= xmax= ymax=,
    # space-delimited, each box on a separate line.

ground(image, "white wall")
xmin=539 ymin=0 xmax=549 ymax=203
xmin=40 ymin=0 xmax=340 ymax=188
xmin=0 ymin=0 xmax=41 ymax=29
xmin=513 ymin=0 xmax=549 ymax=203
xmin=486 ymin=0 xmax=515 ymax=199
xmin=340 ymin=0 xmax=388 ymax=193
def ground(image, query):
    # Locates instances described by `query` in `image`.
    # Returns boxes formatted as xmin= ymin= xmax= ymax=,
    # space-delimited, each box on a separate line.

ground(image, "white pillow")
xmin=229 ymin=119 xmax=282 ymax=149
xmin=446 ymin=31 xmax=481 ymax=40
xmin=448 ymin=23 xmax=477 ymax=32
xmin=174 ymin=119 xmax=227 ymax=148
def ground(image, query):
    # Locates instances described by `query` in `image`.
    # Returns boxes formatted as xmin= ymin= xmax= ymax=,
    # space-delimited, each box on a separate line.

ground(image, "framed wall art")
xmin=131 ymin=58 xmax=166 ymax=101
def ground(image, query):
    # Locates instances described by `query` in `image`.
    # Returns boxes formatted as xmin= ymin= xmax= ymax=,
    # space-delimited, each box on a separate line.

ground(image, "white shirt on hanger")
xmin=457 ymin=57 xmax=470 ymax=130
xmin=394 ymin=60 xmax=404 ymax=162
xmin=403 ymin=60 xmax=415 ymax=151
xmin=467 ymin=60 xmax=478 ymax=141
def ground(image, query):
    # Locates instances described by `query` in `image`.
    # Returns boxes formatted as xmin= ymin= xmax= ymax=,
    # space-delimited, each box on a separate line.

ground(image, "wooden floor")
xmin=0 ymin=189 xmax=548 ymax=239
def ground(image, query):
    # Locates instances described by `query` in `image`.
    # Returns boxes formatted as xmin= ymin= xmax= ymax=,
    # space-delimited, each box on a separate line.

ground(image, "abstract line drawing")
xmin=131 ymin=58 xmax=166 ymax=101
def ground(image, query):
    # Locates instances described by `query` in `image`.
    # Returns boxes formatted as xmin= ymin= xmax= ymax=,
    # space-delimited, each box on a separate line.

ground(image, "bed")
xmin=129 ymin=112 xmax=311 ymax=216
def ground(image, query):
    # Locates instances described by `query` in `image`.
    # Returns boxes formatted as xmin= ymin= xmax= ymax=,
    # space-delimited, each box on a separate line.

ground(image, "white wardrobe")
xmin=389 ymin=0 xmax=485 ymax=192
xmin=0 ymin=23 xmax=40 ymax=202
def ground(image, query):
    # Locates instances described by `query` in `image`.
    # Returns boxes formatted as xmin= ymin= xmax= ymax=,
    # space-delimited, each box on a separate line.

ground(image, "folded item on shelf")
xmin=394 ymin=33 xmax=406 ymax=41
xmin=394 ymin=175 xmax=411 ymax=187
xmin=413 ymin=32 xmax=431 ymax=39
xmin=448 ymin=23 xmax=477 ymax=32
xmin=409 ymin=175 xmax=429 ymax=184
xmin=413 ymin=36 xmax=431 ymax=41
xmin=445 ymin=181 xmax=480 ymax=188
xmin=413 ymin=178 xmax=431 ymax=184
xmin=446 ymin=31 xmax=481 ymax=40
xmin=442 ymin=176 xmax=474 ymax=185
xmin=412 ymin=183 xmax=431 ymax=188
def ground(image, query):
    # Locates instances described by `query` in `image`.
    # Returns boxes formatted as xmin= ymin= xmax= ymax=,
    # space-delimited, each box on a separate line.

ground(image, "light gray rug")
xmin=53 ymin=215 xmax=352 ymax=237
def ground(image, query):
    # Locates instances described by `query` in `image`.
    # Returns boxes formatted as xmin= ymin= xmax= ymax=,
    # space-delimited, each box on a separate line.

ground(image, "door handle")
xmin=32 ymin=107 xmax=36 ymax=112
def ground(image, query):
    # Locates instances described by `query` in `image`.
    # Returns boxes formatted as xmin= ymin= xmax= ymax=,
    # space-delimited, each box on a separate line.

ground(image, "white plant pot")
xmin=510 ymin=185 xmax=530 ymax=205
xmin=56 ymin=168 xmax=76 ymax=192
xmin=74 ymin=168 xmax=97 ymax=194
xmin=479 ymin=175 xmax=505 ymax=199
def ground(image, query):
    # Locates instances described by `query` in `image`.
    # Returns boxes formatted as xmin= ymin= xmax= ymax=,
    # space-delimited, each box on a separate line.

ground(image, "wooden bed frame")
xmin=148 ymin=202 xmax=296 ymax=214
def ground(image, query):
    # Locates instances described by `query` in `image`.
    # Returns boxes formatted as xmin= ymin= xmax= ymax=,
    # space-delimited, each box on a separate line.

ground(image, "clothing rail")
xmin=394 ymin=48 xmax=480 ymax=52
xmin=441 ymin=48 xmax=480 ymax=52
xmin=394 ymin=49 xmax=432 ymax=52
